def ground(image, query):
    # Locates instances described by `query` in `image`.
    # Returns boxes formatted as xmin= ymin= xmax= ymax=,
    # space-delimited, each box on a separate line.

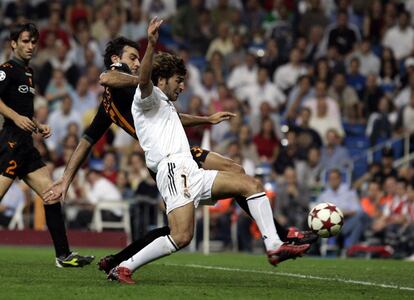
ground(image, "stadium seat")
xmin=91 ymin=201 xmax=132 ymax=243
xmin=8 ymin=202 xmax=26 ymax=230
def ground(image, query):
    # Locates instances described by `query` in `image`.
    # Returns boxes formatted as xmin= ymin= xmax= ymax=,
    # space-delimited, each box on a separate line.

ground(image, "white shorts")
xmin=156 ymin=155 xmax=218 ymax=214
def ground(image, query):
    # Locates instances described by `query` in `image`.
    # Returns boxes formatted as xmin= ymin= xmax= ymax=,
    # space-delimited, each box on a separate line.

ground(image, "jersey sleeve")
xmin=135 ymin=86 xmax=161 ymax=111
xmin=0 ymin=65 xmax=11 ymax=97
xmin=83 ymin=103 xmax=113 ymax=145
xmin=109 ymin=62 xmax=131 ymax=73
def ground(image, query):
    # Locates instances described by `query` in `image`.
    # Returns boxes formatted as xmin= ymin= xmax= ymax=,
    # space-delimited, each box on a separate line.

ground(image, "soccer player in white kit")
xmin=108 ymin=18 xmax=310 ymax=284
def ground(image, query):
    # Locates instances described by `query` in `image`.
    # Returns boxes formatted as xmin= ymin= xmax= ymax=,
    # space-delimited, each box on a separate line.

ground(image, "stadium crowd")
xmin=0 ymin=0 xmax=414 ymax=260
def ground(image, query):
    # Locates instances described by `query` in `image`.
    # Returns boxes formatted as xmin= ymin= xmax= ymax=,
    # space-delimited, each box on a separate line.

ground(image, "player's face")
xmin=165 ymin=74 xmax=185 ymax=101
xmin=120 ymin=46 xmax=140 ymax=75
xmin=12 ymin=31 xmax=37 ymax=61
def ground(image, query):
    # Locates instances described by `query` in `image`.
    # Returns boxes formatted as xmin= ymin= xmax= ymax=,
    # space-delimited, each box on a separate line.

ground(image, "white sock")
xmin=247 ymin=192 xmax=282 ymax=251
xmin=119 ymin=235 xmax=178 ymax=272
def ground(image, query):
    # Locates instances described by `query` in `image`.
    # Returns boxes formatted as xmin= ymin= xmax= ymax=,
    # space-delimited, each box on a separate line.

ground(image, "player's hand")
xmin=42 ymin=178 xmax=68 ymax=203
xmin=147 ymin=16 xmax=163 ymax=46
xmin=208 ymin=112 xmax=236 ymax=124
xmin=14 ymin=115 xmax=36 ymax=132
xmin=38 ymin=124 xmax=52 ymax=139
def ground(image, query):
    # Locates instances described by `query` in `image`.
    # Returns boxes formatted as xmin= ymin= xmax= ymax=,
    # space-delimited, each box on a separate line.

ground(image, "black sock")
xmin=111 ymin=226 xmax=171 ymax=267
xmin=234 ymin=196 xmax=288 ymax=241
xmin=44 ymin=202 xmax=71 ymax=258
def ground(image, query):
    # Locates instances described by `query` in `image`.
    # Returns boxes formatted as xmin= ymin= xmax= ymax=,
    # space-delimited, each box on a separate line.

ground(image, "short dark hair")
xmin=103 ymin=37 xmax=140 ymax=69
xmin=10 ymin=23 xmax=39 ymax=43
xmin=151 ymin=52 xmax=187 ymax=85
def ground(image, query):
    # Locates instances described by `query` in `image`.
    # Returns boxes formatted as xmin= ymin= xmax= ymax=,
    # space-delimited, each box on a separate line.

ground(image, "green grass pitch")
xmin=0 ymin=246 xmax=413 ymax=300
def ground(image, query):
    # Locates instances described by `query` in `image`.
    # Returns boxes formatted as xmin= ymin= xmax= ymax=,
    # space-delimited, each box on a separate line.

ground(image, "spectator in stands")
xmin=382 ymin=10 xmax=414 ymax=61
xmin=273 ymin=48 xmax=307 ymax=94
xmin=348 ymin=39 xmax=380 ymax=76
xmin=325 ymin=10 xmax=361 ymax=56
xmin=70 ymin=75 xmax=98 ymax=115
xmin=286 ymin=75 xmax=314 ymax=120
xmin=70 ymin=168 xmax=123 ymax=229
xmin=258 ymin=39 xmax=284 ymax=78
xmin=371 ymin=178 xmax=410 ymax=253
xmin=207 ymin=51 xmax=227 ymax=85
xmin=253 ymin=116 xmax=279 ymax=162
xmin=360 ymin=74 xmax=384 ymax=119
xmin=378 ymin=60 xmax=400 ymax=96
xmin=45 ymin=69 xmax=75 ymax=110
xmin=317 ymin=169 xmax=364 ymax=249
xmin=290 ymin=107 xmax=323 ymax=160
xmin=360 ymin=181 xmax=388 ymax=224
xmin=102 ymin=151 xmax=119 ymax=184
xmin=65 ymin=0 xmax=92 ymax=34
xmin=120 ymin=3 xmax=147 ymax=42
xmin=328 ymin=72 xmax=360 ymax=123
xmin=141 ymin=0 xmax=176 ymax=21
xmin=250 ymin=101 xmax=283 ymax=140
xmin=320 ymin=129 xmax=351 ymax=172
xmin=194 ymin=69 xmax=218 ymax=109
xmin=273 ymin=130 xmax=300 ymax=175
xmin=172 ymin=0 xmax=205 ymax=47
xmin=71 ymin=28 xmax=103 ymax=72
xmin=313 ymin=57 xmax=333 ymax=85
xmin=0 ymin=182 xmax=26 ymax=227
xmin=238 ymin=67 xmax=285 ymax=116
xmin=210 ymin=0 xmax=239 ymax=30
xmin=366 ymin=96 xmax=395 ymax=146
xmin=395 ymin=90 xmax=414 ymax=137
xmin=238 ymin=125 xmax=259 ymax=166
xmin=362 ymin=0 xmax=384 ymax=45
xmin=38 ymin=41 xmax=79 ymax=94
xmin=299 ymin=0 xmax=328 ymax=38
xmin=373 ymin=148 xmax=398 ymax=184
xmin=346 ymin=57 xmax=366 ymax=99
xmin=295 ymin=147 xmax=323 ymax=196
xmin=267 ymin=2 xmax=294 ymax=58
xmin=206 ymin=21 xmax=234 ymax=60
xmin=304 ymin=81 xmax=344 ymax=141
xmin=116 ymin=171 xmax=135 ymax=199
xmin=275 ymin=167 xmax=309 ymax=230
xmin=185 ymin=96 xmax=206 ymax=146
xmin=38 ymin=7 xmax=70 ymax=50
xmin=46 ymin=94 xmax=82 ymax=154
xmin=227 ymin=52 xmax=258 ymax=96
xmin=226 ymin=33 xmax=246 ymax=71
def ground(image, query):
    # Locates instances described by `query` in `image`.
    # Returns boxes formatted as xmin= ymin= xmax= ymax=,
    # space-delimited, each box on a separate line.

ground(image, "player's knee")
xmin=226 ymin=161 xmax=245 ymax=174
xmin=245 ymin=176 xmax=264 ymax=195
xmin=172 ymin=231 xmax=193 ymax=248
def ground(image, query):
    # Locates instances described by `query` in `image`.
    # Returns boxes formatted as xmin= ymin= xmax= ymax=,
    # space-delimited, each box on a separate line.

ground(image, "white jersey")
xmin=131 ymin=86 xmax=192 ymax=173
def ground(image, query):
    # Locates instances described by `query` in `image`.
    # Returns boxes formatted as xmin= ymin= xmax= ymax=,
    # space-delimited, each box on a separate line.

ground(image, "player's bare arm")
xmin=179 ymin=112 xmax=236 ymax=126
xmin=140 ymin=17 xmax=163 ymax=98
xmin=43 ymin=138 xmax=92 ymax=202
xmin=0 ymin=98 xmax=36 ymax=132
xmin=99 ymin=71 xmax=139 ymax=88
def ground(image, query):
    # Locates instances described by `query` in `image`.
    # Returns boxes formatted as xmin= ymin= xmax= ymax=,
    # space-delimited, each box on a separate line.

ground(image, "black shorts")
xmin=0 ymin=128 xmax=45 ymax=179
xmin=190 ymin=145 xmax=209 ymax=168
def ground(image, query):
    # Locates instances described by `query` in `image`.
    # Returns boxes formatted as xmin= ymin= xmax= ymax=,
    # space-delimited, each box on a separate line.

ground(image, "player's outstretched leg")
xmin=234 ymin=195 xmax=318 ymax=245
xmin=108 ymin=203 xmax=193 ymax=284
xmin=211 ymin=171 xmax=310 ymax=266
xmin=98 ymin=226 xmax=171 ymax=274
xmin=202 ymin=152 xmax=318 ymax=246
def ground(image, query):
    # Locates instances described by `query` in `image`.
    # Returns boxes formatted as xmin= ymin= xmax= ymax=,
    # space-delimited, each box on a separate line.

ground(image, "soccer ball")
xmin=308 ymin=202 xmax=344 ymax=238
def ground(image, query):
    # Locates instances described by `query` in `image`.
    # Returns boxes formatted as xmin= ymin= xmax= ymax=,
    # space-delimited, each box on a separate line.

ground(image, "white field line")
xmin=164 ymin=263 xmax=414 ymax=292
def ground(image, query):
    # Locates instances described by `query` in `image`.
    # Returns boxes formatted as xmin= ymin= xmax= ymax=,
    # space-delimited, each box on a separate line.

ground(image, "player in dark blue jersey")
xmin=0 ymin=23 xmax=94 ymax=267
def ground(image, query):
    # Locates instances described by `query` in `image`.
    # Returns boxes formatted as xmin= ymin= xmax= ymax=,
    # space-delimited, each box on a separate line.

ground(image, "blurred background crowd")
xmin=0 ymin=0 xmax=414 ymax=259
